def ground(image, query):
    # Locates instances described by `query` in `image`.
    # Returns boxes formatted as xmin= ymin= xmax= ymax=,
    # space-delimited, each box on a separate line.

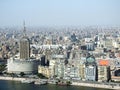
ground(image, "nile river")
xmin=0 ymin=80 xmax=112 ymax=90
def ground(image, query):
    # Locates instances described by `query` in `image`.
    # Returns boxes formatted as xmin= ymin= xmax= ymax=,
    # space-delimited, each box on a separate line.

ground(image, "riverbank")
xmin=0 ymin=76 xmax=26 ymax=81
xmin=0 ymin=76 xmax=120 ymax=90
xmin=72 ymin=81 xmax=120 ymax=90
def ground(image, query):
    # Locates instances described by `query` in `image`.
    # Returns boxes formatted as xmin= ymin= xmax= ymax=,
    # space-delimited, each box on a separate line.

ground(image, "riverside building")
xmin=20 ymin=37 xmax=30 ymax=60
xmin=7 ymin=22 xmax=40 ymax=74
xmin=85 ymin=55 xmax=97 ymax=81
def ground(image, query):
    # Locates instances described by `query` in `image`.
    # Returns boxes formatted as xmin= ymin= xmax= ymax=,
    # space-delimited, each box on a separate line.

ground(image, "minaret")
xmin=19 ymin=21 xmax=30 ymax=60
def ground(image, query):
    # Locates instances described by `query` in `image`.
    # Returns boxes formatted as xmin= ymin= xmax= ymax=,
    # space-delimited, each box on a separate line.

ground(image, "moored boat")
xmin=34 ymin=81 xmax=47 ymax=85
xmin=21 ymin=79 xmax=34 ymax=84
xmin=57 ymin=81 xmax=71 ymax=86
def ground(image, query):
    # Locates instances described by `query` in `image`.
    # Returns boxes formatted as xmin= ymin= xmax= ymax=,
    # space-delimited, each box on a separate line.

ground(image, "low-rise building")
xmin=7 ymin=58 xmax=39 ymax=74
xmin=38 ymin=65 xmax=51 ymax=78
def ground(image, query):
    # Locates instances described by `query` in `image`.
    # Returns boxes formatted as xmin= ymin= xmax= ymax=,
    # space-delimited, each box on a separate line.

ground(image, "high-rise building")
xmin=98 ymin=66 xmax=110 ymax=82
xmin=7 ymin=22 xmax=40 ymax=75
xmin=79 ymin=64 xmax=85 ymax=80
xmin=20 ymin=37 xmax=30 ymax=60
xmin=85 ymin=55 xmax=97 ymax=81
xmin=20 ymin=21 xmax=30 ymax=60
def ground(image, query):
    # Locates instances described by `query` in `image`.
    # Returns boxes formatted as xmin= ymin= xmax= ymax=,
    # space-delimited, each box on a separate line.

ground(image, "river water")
xmin=0 ymin=80 xmax=112 ymax=90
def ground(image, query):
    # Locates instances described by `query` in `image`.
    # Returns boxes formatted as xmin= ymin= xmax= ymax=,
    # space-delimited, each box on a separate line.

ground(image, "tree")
xmin=66 ymin=81 xmax=71 ymax=85
xmin=8 ymin=73 xmax=15 ymax=77
xmin=0 ymin=64 xmax=6 ymax=74
xmin=53 ymin=75 xmax=57 ymax=78
xmin=37 ymin=73 xmax=47 ymax=79
xmin=20 ymin=72 xmax=25 ymax=77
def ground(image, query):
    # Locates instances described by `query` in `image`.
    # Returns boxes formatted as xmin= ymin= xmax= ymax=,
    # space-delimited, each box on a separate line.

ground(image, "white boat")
xmin=34 ymin=81 xmax=47 ymax=85
xmin=21 ymin=79 xmax=34 ymax=84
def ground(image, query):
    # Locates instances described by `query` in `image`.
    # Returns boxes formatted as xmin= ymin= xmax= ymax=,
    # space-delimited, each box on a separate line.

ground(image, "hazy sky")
xmin=0 ymin=0 xmax=120 ymax=27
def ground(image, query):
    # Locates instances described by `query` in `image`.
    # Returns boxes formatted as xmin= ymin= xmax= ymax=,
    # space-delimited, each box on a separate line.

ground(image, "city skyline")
xmin=0 ymin=0 xmax=120 ymax=27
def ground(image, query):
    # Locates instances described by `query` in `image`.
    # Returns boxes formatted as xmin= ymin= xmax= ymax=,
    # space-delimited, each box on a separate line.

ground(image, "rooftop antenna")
xmin=23 ymin=20 xmax=26 ymax=37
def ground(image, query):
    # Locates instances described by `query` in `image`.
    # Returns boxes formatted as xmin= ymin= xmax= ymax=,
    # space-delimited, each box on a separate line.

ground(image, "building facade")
xmin=85 ymin=55 xmax=97 ymax=81
xmin=98 ymin=66 xmax=110 ymax=82
xmin=38 ymin=66 xmax=51 ymax=78
xmin=7 ymin=59 xmax=39 ymax=74
xmin=20 ymin=37 xmax=30 ymax=60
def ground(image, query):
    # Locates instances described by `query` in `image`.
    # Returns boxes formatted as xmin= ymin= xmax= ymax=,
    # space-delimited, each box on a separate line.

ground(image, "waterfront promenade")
xmin=0 ymin=76 xmax=26 ymax=81
xmin=72 ymin=81 xmax=120 ymax=90
xmin=0 ymin=76 xmax=120 ymax=90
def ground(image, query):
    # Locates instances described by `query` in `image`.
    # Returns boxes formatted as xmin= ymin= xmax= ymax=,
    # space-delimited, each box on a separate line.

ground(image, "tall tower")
xmin=20 ymin=21 xmax=30 ymax=60
xmin=23 ymin=21 xmax=26 ymax=37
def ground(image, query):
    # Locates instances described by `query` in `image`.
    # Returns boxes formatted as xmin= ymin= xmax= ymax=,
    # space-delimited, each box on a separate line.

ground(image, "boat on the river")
xmin=57 ymin=81 xmax=71 ymax=86
xmin=21 ymin=79 xmax=34 ymax=84
xmin=34 ymin=81 xmax=47 ymax=85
